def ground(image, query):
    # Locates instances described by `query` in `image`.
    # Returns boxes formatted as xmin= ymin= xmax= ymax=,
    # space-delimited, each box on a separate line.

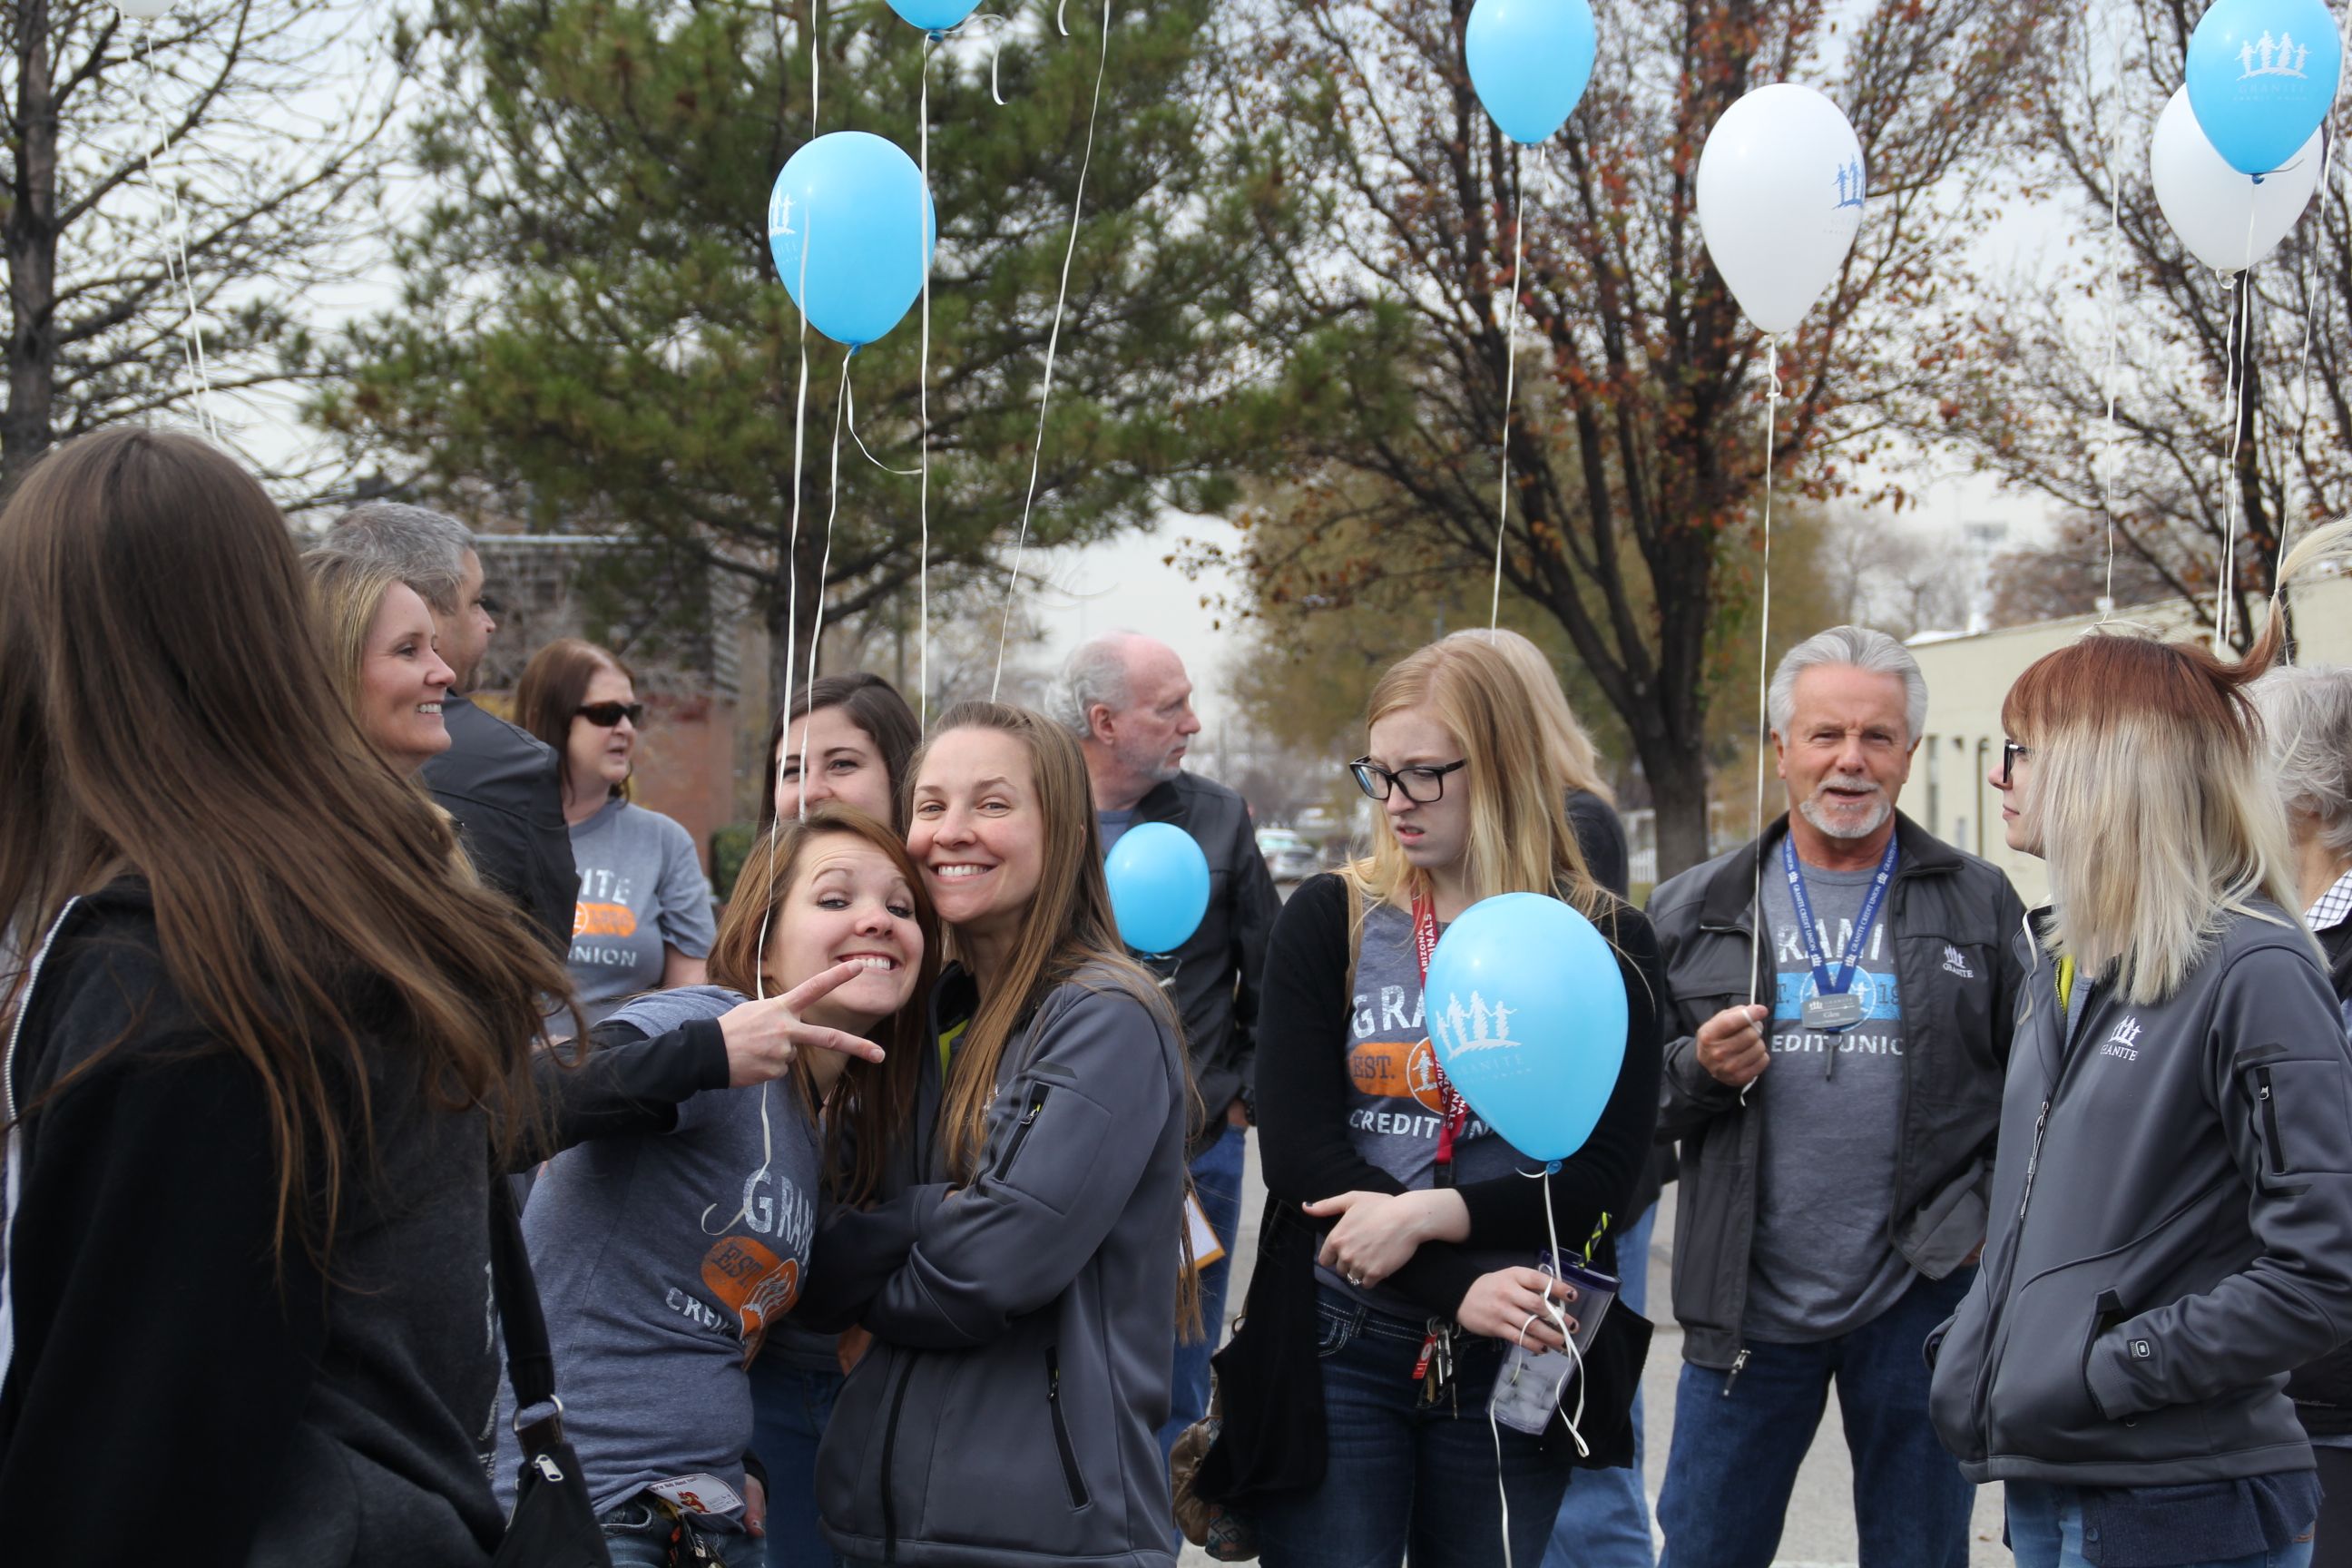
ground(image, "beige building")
xmin=1906 ymin=575 xmax=2352 ymax=906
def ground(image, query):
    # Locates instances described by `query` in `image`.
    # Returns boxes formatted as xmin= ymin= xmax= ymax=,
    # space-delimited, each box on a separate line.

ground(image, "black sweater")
xmin=1254 ymin=872 xmax=1666 ymax=1319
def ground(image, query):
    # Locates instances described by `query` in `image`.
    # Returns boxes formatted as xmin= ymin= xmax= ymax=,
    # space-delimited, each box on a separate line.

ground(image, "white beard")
xmin=1798 ymin=789 xmax=1890 ymax=841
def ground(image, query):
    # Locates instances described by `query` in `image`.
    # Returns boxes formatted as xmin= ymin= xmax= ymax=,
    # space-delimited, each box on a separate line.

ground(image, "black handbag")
xmin=488 ymin=1179 xmax=614 ymax=1568
xmin=1191 ymin=1194 xmax=1328 ymax=1512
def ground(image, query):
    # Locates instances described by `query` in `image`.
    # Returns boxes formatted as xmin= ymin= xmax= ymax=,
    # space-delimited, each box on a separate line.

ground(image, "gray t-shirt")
xmin=495 ymin=986 xmax=821 ymax=1524
xmin=1097 ymin=807 xmax=1140 ymax=854
xmin=1323 ymin=903 xmax=1530 ymax=1318
xmin=1744 ymin=854 xmax=1916 ymax=1343
xmin=564 ymin=798 xmax=718 ymax=1027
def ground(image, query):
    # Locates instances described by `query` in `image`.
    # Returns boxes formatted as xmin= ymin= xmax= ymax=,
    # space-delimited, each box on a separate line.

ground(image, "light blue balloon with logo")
xmin=886 ymin=0 xmax=982 ymax=32
xmin=1105 ymin=822 xmax=1211 ymax=955
xmin=2187 ymin=0 xmax=2343 ymax=177
xmin=1464 ymin=0 xmax=1597 ymax=144
xmin=768 ymin=132 xmax=936 ymax=348
xmin=1421 ymin=892 xmax=1626 ymax=1162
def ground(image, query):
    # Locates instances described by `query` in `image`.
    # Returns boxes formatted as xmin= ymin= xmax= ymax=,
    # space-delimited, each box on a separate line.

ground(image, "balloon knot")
xmin=1544 ymin=1159 xmax=1563 ymax=1175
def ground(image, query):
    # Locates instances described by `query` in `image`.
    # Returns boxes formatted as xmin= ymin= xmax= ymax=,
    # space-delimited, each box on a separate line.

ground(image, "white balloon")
xmin=2151 ymin=85 xmax=2320 ymax=273
xmin=1695 ymin=83 xmax=1867 ymax=336
xmin=109 ymin=0 xmax=176 ymax=15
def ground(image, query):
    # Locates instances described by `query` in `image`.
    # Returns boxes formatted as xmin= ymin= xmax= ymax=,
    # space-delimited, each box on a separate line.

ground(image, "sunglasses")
xmin=1348 ymin=756 xmax=1467 ymax=804
xmin=575 ymin=701 xmax=645 ymax=728
xmin=2000 ymin=740 xmax=2033 ymax=786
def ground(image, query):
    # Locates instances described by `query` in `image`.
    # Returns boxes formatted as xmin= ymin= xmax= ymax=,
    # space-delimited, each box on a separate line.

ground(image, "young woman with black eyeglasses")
xmin=516 ymin=638 xmax=717 ymax=1030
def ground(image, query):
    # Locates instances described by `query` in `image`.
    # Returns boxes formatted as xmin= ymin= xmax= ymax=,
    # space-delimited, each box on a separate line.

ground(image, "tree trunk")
xmin=4 ymin=0 xmax=58 ymax=482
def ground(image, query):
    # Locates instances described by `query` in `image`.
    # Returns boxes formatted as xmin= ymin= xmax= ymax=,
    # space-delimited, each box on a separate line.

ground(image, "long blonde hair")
xmin=1348 ymin=637 xmax=1603 ymax=920
xmin=301 ymin=548 xmax=415 ymax=743
xmin=1444 ymin=627 xmax=1614 ymax=805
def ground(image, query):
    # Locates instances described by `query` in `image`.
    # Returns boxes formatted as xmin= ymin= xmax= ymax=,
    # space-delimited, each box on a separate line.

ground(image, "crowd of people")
xmin=5 ymin=426 xmax=2352 ymax=1568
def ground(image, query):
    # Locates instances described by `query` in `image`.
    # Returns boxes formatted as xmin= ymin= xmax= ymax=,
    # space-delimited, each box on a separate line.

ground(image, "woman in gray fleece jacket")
xmin=1928 ymin=621 xmax=2352 ymax=1568
xmin=802 ymin=701 xmax=1192 ymax=1568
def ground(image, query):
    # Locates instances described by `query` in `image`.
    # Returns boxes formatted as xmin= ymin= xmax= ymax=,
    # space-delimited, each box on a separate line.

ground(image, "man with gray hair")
xmin=322 ymin=502 xmax=575 ymax=952
xmin=1647 ymin=625 xmax=2024 ymax=1568
xmin=1052 ymin=632 xmax=1280 ymax=1469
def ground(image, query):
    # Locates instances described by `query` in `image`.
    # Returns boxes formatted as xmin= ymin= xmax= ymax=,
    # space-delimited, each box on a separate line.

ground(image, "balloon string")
xmin=135 ymin=23 xmax=218 ymax=440
xmin=966 ymin=12 xmax=1012 ymax=104
xmin=2096 ymin=5 xmax=2125 ymax=620
xmin=2216 ymin=260 xmax=2253 ymax=651
xmin=802 ymin=347 xmax=852 ymax=802
xmin=809 ymin=0 xmax=821 ymax=133
xmin=1489 ymin=142 xmax=1525 ymax=631
xmin=994 ymin=0 xmax=1112 ymax=701
xmin=844 ymin=368 xmax=921 ymax=475
xmin=919 ymin=35 xmax=935 ymax=730
xmin=1741 ymin=337 xmax=1781 ymax=1105
xmin=760 ymin=209 xmax=818 ymax=1000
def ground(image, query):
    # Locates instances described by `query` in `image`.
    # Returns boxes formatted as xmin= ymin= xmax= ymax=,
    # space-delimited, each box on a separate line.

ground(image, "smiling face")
xmin=1775 ymin=664 xmax=1915 ymax=844
xmin=359 ymin=581 xmax=455 ymax=773
xmin=775 ymin=704 xmax=894 ymax=824
xmin=1365 ymin=705 xmax=1472 ymax=881
xmin=768 ymin=834 xmax=924 ymax=1029
xmin=906 ymin=726 xmax=1047 ymax=945
xmin=566 ymin=664 xmax=637 ymax=797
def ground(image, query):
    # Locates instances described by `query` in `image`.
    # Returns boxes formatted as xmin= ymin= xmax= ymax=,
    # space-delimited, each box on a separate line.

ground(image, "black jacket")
xmin=422 ymin=694 xmax=578 ymax=955
xmin=1648 ymin=812 xmax=2025 ymax=1369
xmin=0 ymin=883 xmax=505 ymax=1566
xmin=1129 ymin=771 xmax=1282 ymax=1142
xmin=2288 ymin=907 xmax=2352 ymax=1436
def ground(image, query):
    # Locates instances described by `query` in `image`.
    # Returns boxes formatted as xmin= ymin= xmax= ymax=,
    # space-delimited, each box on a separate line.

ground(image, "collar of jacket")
xmin=1132 ymin=772 xmax=1193 ymax=823
xmin=1693 ymin=808 xmax=1962 ymax=931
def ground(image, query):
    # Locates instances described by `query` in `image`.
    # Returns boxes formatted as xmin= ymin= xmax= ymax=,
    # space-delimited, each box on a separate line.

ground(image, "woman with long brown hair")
xmin=0 ymin=427 xmax=573 ymax=1563
xmin=800 ymin=701 xmax=1192 ymax=1568
xmin=495 ymin=805 xmax=929 ymax=1565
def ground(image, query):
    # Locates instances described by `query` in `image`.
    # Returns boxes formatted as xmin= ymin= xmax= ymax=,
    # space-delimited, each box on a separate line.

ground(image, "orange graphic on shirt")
xmin=573 ymin=902 xmax=638 ymax=938
xmin=1347 ymin=1038 xmax=1447 ymax=1112
xmin=701 ymin=1237 xmax=799 ymax=1359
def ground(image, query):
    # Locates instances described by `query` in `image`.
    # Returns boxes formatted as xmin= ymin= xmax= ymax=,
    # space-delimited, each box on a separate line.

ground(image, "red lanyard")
xmin=1411 ymin=894 xmax=1473 ymax=1180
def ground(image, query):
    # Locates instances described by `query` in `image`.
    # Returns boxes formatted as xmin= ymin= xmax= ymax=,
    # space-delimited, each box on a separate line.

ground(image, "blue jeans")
xmin=1160 ymin=1117 xmax=1248 ymax=1458
xmin=746 ymin=1355 xmax=843 ymax=1568
xmin=599 ymin=1499 xmax=763 ymax=1568
xmin=1655 ymin=1267 xmax=1976 ymax=1568
xmin=1543 ymin=1202 xmax=1657 ymax=1568
xmin=1252 ymin=1288 xmax=1575 ymax=1568
xmin=2006 ymin=1480 xmax=2317 ymax=1568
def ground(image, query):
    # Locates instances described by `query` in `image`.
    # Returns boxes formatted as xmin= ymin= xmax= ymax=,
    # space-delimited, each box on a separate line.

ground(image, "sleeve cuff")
xmin=682 ymin=1017 xmax=731 ymax=1092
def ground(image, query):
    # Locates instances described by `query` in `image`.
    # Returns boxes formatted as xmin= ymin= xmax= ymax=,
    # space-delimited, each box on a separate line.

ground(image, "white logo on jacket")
xmin=1942 ymin=944 xmax=1975 ymax=978
xmin=2101 ymin=1016 xmax=2144 ymax=1061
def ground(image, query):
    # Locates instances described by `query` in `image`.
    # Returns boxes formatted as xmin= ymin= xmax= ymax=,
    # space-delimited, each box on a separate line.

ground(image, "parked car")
xmin=1257 ymin=827 xmax=1318 ymax=883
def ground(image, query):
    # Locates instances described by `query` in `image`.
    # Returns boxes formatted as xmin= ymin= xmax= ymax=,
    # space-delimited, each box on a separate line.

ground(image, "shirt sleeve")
xmin=652 ymin=811 xmax=718 ymax=959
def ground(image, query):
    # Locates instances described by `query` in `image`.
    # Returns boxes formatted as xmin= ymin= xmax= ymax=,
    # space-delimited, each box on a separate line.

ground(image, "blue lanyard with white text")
xmin=1780 ymin=832 xmax=1898 ymax=1005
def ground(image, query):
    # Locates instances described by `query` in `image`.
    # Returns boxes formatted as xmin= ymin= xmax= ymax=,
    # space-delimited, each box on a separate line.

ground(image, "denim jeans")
xmin=1655 ymin=1266 xmax=1976 ymax=1568
xmin=2006 ymin=1480 xmax=2318 ymax=1568
xmin=747 ymin=1354 xmax=844 ymax=1568
xmin=1543 ymin=1201 xmax=1657 ymax=1568
xmin=599 ymin=1498 xmax=763 ymax=1568
xmin=1160 ymin=1117 xmax=1249 ymax=1458
xmin=1252 ymin=1287 xmax=1575 ymax=1568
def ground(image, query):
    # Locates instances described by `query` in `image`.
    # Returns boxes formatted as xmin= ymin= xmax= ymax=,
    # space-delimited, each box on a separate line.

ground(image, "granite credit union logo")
xmin=1348 ymin=1037 xmax=1449 ymax=1112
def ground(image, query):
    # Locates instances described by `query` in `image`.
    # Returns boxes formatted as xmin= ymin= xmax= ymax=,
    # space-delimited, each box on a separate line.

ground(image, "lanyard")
xmin=1779 ymin=832 xmax=1897 ymax=1003
xmin=1409 ymin=895 xmax=1473 ymax=1181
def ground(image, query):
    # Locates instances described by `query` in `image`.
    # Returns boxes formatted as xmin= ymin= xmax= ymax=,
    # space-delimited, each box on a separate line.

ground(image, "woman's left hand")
xmin=1306 ymin=1189 xmax=1468 ymax=1289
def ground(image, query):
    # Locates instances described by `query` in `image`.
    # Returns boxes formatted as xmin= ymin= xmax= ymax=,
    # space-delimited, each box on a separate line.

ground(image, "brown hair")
xmin=515 ymin=637 xmax=634 ymax=800
xmin=301 ymin=547 xmax=416 ymax=746
xmin=759 ymin=671 xmax=923 ymax=832
xmin=706 ymin=804 xmax=938 ymax=1204
xmin=0 ymin=427 xmax=572 ymax=1272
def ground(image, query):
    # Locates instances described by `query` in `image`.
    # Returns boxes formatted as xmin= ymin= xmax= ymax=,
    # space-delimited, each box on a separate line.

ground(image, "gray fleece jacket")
xmin=804 ymin=961 xmax=1189 ymax=1568
xmin=1928 ymin=903 xmax=2352 ymax=1486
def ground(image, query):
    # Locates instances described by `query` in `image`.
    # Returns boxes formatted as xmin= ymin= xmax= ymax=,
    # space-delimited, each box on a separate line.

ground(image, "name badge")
xmin=1801 ymin=992 xmax=1866 ymax=1032
xmin=646 ymin=1474 xmax=745 ymax=1516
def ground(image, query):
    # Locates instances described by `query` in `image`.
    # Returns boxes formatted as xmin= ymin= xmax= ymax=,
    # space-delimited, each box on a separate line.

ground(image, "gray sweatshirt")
xmin=1928 ymin=903 xmax=2352 ymax=1486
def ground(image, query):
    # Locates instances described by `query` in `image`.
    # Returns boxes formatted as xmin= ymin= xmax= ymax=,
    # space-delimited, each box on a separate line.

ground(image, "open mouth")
xmin=930 ymin=862 xmax=995 ymax=883
xmin=835 ymin=951 xmax=901 ymax=973
xmin=416 ymin=702 xmax=443 ymax=716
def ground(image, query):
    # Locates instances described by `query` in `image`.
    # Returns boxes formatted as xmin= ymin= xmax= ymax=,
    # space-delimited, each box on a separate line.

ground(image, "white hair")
xmin=2252 ymin=662 xmax=2352 ymax=862
xmin=321 ymin=501 xmax=475 ymax=616
xmin=1048 ymin=632 xmax=1139 ymax=736
xmin=1769 ymin=625 xmax=1928 ymax=743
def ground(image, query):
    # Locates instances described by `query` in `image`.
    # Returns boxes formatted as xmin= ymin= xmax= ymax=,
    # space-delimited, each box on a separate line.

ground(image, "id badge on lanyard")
xmin=1411 ymin=894 xmax=1471 ymax=1185
xmin=1782 ymin=834 xmax=1897 ymax=1036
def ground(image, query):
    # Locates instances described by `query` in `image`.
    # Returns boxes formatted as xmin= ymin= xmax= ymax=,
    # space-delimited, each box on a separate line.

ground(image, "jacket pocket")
xmin=997 ymin=1083 xmax=1051 ymax=1181
xmin=1044 ymin=1345 xmax=1091 ymax=1510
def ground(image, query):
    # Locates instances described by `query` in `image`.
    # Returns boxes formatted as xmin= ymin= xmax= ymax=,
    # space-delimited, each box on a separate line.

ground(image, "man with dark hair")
xmin=321 ymin=504 xmax=575 ymax=952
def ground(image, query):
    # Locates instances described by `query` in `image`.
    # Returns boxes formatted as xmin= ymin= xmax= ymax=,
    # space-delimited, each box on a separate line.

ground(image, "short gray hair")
xmin=2252 ymin=663 xmax=2352 ymax=860
xmin=1768 ymin=625 xmax=1928 ymax=743
xmin=321 ymin=501 xmax=475 ymax=615
xmin=1048 ymin=633 xmax=1138 ymax=737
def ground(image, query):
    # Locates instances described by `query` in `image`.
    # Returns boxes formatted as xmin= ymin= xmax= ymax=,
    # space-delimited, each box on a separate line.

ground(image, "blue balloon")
xmin=1421 ymin=892 xmax=1626 ymax=1162
xmin=2187 ymin=0 xmax=2343 ymax=177
xmin=887 ymin=0 xmax=981 ymax=32
xmin=1104 ymin=823 xmax=1210 ymax=955
xmin=768 ymin=132 xmax=936 ymax=348
xmin=1464 ymin=0 xmax=1597 ymax=144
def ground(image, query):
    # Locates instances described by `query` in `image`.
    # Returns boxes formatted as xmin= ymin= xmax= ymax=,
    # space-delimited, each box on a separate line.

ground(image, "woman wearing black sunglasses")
xmin=517 ymin=638 xmax=717 ymax=1030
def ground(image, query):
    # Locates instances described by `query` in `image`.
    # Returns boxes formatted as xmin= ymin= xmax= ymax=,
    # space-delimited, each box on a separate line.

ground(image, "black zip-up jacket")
xmin=2292 ymin=910 xmax=2352 ymax=1435
xmin=1927 ymin=903 xmax=2352 ymax=1485
xmin=1650 ymin=812 xmax=2025 ymax=1370
xmin=422 ymin=694 xmax=578 ymax=956
xmin=1128 ymin=772 xmax=1280 ymax=1144
xmin=1 ymin=884 xmax=505 ymax=1566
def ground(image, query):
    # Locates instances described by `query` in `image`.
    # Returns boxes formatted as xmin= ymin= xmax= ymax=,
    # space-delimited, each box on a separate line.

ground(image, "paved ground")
xmin=1180 ymin=1139 xmax=2009 ymax=1567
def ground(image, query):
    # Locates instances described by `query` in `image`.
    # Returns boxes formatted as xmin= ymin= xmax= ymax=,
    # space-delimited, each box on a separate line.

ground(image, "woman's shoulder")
xmin=603 ymin=984 xmax=748 ymax=1038
xmin=611 ymin=798 xmax=698 ymax=848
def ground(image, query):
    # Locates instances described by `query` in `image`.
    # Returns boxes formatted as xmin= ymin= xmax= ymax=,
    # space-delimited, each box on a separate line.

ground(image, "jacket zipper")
xmin=2256 ymin=1068 xmax=2284 ymax=1175
xmin=1045 ymin=1345 xmax=1090 ymax=1508
xmin=998 ymin=1085 xmax=1050 ymax=1180
xmin=2016 ymin=1099 xmax=2052 ymax=1222
xmin=877 ymin=1353 xmax=918 ymax=1563
xmin=1721 ymin=1347 xmax=1750 ymax=1396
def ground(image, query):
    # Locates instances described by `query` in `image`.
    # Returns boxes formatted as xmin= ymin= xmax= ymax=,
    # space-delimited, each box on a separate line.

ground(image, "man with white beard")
xmin=1644 ymin=627 xmax=2024 ymax=1568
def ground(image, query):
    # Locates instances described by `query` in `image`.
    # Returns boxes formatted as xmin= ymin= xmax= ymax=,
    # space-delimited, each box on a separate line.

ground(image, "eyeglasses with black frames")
xmin=2000 ymin=739 xmax=2033 ymax=787
xmin=1348 ymin=756 xmax=1467 ymax=804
